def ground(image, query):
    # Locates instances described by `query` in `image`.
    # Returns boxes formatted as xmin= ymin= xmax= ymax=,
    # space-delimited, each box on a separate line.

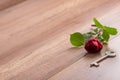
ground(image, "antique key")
xmin=90 ymin=51 xmax=116 ymax=67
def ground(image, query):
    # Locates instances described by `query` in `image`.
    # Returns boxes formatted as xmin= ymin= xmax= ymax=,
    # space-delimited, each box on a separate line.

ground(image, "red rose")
xmin=85 ymin=38 xmax=103 ymax=53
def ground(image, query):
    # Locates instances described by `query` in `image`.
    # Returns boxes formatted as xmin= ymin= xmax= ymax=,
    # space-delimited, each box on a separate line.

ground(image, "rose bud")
xmin=84 ymin=38 xmax=103 ymax=53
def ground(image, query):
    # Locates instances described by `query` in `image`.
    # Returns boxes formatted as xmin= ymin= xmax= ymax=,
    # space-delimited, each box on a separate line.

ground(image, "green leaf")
xmin=83 ymin=33 xmax=92 ymax=40
xmin=104 ymin=26 xmax=117 ymax=35
xmin=102 ymin=30 xmax=110 ymax=42
xmin=70 ymin=32 xmax=85 ymax=47
xmin=93 ymin=18 xmax=103 ymax=28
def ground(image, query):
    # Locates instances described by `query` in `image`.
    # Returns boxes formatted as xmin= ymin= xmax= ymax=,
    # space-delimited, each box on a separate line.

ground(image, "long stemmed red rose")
xmin=70 ymin=18 xmax=118 ymax=53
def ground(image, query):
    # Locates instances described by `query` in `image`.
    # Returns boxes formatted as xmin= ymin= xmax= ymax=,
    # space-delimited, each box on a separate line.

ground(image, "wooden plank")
xmin=0 ymin=0 xmax=25 ymax=10
xmin=0 ymin=0 xmax=120 ymax=80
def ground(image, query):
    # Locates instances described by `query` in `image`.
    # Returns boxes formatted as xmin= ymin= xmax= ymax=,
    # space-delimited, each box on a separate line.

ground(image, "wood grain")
xmin=0 ymin=0 xmax=120 ymax=80
xmin=0 ymin=0 xmax=25 ymax=10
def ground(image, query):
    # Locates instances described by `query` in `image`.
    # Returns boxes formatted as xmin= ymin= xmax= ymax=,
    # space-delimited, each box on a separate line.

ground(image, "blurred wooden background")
xmin=0 ymin=0 xmax=25 ymax=10
xmin=0 ymin=0 xmax=120 ymax=80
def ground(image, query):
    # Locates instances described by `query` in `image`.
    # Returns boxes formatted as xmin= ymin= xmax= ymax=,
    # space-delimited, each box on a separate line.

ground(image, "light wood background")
xmin=0 ymin=0 xmax=120 ymax=80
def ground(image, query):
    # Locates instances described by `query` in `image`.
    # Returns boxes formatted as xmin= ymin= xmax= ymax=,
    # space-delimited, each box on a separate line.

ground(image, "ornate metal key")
xmin=90 ymin=51 xmax=116 ymax=67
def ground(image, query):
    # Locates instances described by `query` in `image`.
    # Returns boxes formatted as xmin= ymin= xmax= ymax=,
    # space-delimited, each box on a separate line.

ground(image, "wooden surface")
xmin=0 ymin=0 xmax=25 ymax=10
xmin=0 ymin=0 xmax=120 ymax=80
